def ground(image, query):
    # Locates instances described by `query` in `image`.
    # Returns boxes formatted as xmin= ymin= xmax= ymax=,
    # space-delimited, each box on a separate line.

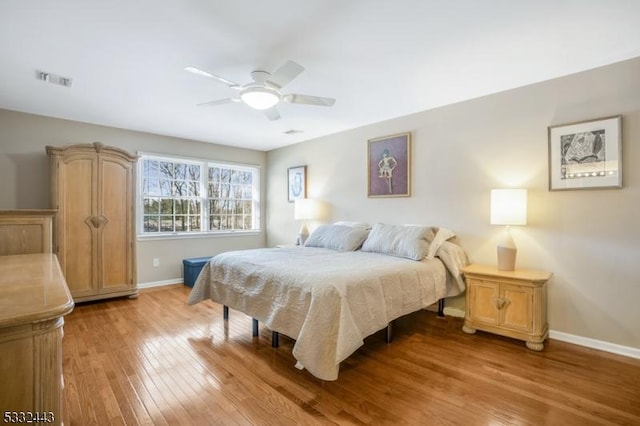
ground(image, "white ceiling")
xmin=1 ymin=1 xmax=639 ymax=151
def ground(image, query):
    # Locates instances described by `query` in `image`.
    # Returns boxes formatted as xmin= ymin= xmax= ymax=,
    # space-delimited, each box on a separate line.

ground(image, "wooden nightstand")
xmin=462 ymin=264 xmax=552 ymax=351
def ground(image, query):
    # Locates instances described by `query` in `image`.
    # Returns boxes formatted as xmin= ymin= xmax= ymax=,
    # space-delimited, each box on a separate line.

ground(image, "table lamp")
xmin=490 ymin=189 xmax=527 ymax=271
xmin=294 ymin=198 xmax=319 ymax=245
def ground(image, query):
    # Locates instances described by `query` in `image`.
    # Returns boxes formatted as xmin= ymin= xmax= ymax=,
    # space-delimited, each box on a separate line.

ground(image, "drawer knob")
xmin=493 ymin=297 xmax=510 ymax=310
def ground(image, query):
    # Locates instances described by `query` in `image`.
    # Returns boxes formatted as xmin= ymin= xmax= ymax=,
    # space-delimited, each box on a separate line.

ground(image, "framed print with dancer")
xmin=367 ymin=132 xmax=411 ymax=197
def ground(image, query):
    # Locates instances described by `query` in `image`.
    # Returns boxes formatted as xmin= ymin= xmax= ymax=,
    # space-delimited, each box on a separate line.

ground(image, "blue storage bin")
xmin=183 ymin=256 xmax=212 ymax=287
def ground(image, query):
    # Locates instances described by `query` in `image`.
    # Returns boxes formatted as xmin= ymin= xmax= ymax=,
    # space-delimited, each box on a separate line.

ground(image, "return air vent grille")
xmin=36 ymin=70 xmax=73 ymax=87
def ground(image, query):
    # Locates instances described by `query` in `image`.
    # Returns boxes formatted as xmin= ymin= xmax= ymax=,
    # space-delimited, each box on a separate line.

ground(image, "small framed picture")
xmin=287 ymin=165 xmax=306 ymax=202
xmin=367 ymin=132 xmax=411 ymax=197
xmin=548 ymin=116 xmax=622 ymax=190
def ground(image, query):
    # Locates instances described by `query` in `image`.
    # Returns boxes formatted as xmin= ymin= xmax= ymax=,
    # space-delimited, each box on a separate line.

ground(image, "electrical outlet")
xmin=152 ymin=258 xmax=160 ymax=267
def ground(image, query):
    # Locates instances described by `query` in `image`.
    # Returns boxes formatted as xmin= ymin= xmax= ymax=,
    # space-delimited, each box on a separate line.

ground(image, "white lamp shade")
xmin=490 ymin=189 xmax=527 ymax=226
xmin=294 ymin=198 xmax=320 ymax=221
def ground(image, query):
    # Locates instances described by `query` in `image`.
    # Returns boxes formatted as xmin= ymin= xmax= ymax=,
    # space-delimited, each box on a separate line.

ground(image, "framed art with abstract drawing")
xmin=548 ymin=115 xmax=622 ymax=191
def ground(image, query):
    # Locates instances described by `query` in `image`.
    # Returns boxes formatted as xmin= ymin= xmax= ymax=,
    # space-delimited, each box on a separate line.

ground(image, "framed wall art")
xmin=367 ymin=132 xmax=411 ymax=197
xmin=287 ymin=165 xmax=306 ymax=202
xmin=548 ymin=115 xmax=622 ymax=191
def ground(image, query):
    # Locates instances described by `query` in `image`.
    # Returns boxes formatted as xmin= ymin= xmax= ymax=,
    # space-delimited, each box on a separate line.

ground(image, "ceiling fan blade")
xmin=184 ymin=66 xmax=240 ymax=88
xmin=267 ymin=60 xmax=304 ymax=89
xmin=283 ymin=94 xmax=336 ymax=107
xmin=196 ymin=98 xmax=240 ymax=106
xmin=263 ymin=106 xmax=281 ymax=121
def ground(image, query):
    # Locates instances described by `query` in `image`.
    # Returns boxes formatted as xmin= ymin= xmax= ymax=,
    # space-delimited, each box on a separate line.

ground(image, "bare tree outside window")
xmin=208 ymin=166 xmax=254 ymax=231
xmin=140 ymin=156 xmax=259 ymax=234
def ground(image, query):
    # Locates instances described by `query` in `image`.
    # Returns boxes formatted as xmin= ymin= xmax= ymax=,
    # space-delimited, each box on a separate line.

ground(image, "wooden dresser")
xmin=0 ymin=209 xmax=56 ymax=255
xmin=0 ymin=253 xmax=74 ymax=425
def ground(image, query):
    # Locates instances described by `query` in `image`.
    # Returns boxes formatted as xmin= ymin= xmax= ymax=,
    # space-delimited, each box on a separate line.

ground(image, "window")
xmin=139 ymin=154 xmax=260 ymax=236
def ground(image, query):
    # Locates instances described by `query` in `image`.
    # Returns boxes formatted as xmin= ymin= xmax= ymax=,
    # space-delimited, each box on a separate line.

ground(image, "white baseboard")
xmin=138 ymin=278 xmax=183 ymax=289
xmin=443 ymin=307 xmax=465 ymax=318
xmin=549 ymin=330 xmax=640 ymax=360
xmin=440 ymin=307 xmax=639 ymax=359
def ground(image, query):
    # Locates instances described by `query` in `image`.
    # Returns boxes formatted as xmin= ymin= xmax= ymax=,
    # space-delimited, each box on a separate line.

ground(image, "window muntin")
xmin=139 ymin=155 xmax=259 ymax=235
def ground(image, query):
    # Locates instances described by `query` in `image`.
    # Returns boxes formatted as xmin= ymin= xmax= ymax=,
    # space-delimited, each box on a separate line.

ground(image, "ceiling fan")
xmin=184 ymin=60 xmax=336 ymax=121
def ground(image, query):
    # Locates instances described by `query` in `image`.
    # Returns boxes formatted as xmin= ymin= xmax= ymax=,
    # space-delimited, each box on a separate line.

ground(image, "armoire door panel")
xmin=100 ymin=158 xmax=132 ymax=291
xmin=61 ymin=158 xmax=95 ymax=295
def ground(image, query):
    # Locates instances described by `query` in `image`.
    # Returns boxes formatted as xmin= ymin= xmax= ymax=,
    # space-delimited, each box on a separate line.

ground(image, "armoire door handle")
xmin=88 ymin=215 xmax=109 ymax=229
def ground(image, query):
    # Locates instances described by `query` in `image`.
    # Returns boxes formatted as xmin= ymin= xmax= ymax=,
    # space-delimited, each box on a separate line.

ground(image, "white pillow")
xmin=361 ymin=223 xmax=431 ymax=260
xmin=305 ymin=224 xmax=369 ymax=251
xmin=333 ymin=221 xmax=372 ymax=230
xmin=426 ymin=227 xmax=456 ymax=259
xmin=435 ymin=240 xmax=469 ymax=295
xmin=403 ymin=224 xmax=437 ymax=242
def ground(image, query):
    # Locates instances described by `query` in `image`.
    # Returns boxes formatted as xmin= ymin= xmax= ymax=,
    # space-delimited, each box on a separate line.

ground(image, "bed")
xmin=187 ymin=223 xmax=468 ymax=381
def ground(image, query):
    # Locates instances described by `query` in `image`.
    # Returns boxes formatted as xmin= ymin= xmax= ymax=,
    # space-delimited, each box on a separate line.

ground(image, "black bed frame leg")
xmin=438 ymin=298 xmax=445 ymax=317
xmin=271 ymin=331 xmax=280 ymax=348
xmin=252 ymin=318 xmax=259 ymax=337
xmin=223 ymin=305 xmax=229 ymax=320
xmin=385 ymin=321 xmax=393 ymax=343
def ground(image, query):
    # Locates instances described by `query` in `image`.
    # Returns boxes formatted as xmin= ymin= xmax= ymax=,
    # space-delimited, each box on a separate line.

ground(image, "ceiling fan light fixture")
xmin=240 ymin=86 xmax=280 ymax=110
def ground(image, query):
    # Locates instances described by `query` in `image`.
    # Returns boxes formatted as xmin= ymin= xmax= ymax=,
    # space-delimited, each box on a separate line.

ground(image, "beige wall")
xmin=266 ymin=57 xmax=640 ymax=350
xmin=0 ymin=109 xmax=267 ymax=283
xmin=1 ymin=57 xmax=638 ymax=351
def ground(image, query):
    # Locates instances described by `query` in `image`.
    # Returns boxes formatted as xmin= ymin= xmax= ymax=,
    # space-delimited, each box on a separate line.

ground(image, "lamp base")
xmin=497 ymin=246 xmax=517 ymax=271
xmin=296 ymin=223 xmax=310 ymax=246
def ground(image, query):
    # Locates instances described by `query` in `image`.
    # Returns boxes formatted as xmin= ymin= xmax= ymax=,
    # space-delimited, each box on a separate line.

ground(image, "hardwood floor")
xmin=62 ymin=285 xmax=640 ymax=425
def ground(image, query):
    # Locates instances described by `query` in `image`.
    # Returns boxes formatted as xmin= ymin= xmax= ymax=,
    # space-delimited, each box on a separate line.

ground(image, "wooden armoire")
xmin=47 ymin=142 xmax=138 ymax=302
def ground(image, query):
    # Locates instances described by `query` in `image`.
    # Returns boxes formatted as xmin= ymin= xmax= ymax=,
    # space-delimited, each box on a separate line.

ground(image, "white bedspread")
xmin=187 ymin=246 xmax=462 ymax=380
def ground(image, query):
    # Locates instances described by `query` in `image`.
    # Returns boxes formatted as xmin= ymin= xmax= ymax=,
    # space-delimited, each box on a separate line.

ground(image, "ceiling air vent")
xmin=36 ymin=70 xmax=73 ymax=87
xmin=284 ymin=129 xmax=303 ymax=135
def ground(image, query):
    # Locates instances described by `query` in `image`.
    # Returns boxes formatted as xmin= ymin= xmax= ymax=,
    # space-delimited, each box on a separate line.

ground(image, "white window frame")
xmin=137 ymin=152 xmax=261 ymax=239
